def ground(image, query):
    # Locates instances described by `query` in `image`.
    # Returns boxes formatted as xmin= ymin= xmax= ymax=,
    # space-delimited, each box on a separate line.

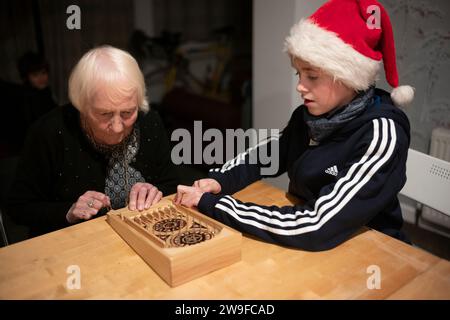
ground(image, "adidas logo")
xmin=325 ymin=165 xmax=338 ymax=176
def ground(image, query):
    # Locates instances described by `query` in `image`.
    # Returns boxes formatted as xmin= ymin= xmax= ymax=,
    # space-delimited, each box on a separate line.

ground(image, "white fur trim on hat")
xmin=391 ymin=85 xmax=414 ymax=107
xmin=284 ymin=19 xmax=381 ymax=91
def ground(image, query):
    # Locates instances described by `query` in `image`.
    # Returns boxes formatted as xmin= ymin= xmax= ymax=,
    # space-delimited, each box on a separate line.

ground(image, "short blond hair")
xmin=68 ymin=45 xmax=149 ymax=113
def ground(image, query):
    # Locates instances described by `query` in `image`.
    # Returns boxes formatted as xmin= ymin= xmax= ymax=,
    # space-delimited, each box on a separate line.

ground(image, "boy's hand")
xmin=173 ymin=185 xmax=204 ymax=208
xmin=192 ymin=178 xmax=221 ymax=194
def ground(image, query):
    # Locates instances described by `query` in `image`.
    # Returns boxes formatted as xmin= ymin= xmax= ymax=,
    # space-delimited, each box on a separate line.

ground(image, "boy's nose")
xmin=297 ymin=82 xmax=308 ymax=94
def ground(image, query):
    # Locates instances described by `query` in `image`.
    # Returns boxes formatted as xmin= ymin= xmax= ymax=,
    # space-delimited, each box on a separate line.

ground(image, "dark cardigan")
xmin=7 ymin=104 xmax=179 ymax=236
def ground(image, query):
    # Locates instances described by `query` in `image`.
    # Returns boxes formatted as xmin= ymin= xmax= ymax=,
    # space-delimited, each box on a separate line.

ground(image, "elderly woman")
xmin=7 ymin=46 xmax=179 ymax=237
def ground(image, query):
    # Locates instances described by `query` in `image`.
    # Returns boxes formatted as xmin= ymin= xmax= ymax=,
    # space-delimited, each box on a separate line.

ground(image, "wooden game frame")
xmin=106 ymin=199 xmax=242 ymax=287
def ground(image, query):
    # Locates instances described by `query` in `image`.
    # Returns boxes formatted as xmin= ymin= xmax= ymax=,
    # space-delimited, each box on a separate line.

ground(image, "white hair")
xmin=68 ymin=45 xmax=149 ymax=113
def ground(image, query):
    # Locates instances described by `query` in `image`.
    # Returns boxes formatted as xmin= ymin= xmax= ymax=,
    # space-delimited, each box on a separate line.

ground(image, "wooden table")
xmin=0 ymin=181 xmax=449 ymax=299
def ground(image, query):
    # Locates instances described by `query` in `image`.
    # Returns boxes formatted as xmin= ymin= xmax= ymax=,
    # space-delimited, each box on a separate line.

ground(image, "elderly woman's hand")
xmin=173 ymin=185 xmax=204 ymax=208
xmin=66 ymin=191 xmax=111 ymax=223
xmin=128 ymin=182 xmax=162 ymax=211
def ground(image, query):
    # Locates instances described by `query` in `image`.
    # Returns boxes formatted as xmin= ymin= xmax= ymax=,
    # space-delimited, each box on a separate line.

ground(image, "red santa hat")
xmin=284 ymin=0 xmax=414 ymax=107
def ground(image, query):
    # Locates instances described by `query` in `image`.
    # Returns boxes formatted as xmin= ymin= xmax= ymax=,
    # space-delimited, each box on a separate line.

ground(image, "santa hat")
xmin=284 ymin=0 xmax=414 ymax=107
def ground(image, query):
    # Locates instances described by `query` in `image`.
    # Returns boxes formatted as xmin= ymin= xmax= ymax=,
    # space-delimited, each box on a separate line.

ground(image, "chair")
xmin=400 ymin=148 xmax=450 ymax=217
xmin=0 ymin=157 xmax=19 ymax=247
xmin=0 ymin=210 xmax=8 ymax=246
xmin=0 ymin=156 xmax=29 ymax=246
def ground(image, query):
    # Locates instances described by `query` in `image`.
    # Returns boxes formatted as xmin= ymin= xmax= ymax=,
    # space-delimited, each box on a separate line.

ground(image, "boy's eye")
xmin=295 ymin=71 xmax=317 ymax=81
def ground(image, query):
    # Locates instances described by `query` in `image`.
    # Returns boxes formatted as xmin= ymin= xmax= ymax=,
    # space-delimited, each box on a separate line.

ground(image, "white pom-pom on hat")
xmin=391 ymin=85 xmax=415 ymax=107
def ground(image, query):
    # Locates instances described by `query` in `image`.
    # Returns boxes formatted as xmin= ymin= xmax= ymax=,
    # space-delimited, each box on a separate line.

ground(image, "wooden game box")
xmin=106 ymin=199 xmax=242 ymax=287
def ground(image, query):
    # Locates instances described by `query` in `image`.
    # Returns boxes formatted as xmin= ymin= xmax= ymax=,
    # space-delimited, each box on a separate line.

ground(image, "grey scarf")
xmin=303 ymin=86 xmax=375 ymax=145
xmin=83 ymin=125 xmax=145 ymax=209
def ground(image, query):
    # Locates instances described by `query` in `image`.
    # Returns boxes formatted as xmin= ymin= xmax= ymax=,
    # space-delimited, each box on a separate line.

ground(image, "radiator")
xmin=419 ymin=127 xmax=450 ymax=237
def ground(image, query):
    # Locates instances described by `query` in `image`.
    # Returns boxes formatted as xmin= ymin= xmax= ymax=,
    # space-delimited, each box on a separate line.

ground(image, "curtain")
xmin=38 ymin=0 xmax=133 ymax=105
xmin=0 ymin=0 xmax=133 ymax=105
xmin=0 ymin=0 xmax=38 ymax=83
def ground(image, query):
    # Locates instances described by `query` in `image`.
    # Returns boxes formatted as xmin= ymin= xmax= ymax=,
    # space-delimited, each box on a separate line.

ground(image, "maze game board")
xmin=107 ymin=199 xmax=242 ymax=287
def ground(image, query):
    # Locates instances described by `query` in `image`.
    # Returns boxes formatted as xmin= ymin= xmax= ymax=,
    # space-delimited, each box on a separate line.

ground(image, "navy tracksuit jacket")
xmin=198 ymin=88 xmax=411 ymax=251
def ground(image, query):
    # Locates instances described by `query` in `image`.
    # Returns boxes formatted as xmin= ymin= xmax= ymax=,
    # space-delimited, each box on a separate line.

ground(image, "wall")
xmin=252 ymin=0 xmax=326 ymax=189
xmin=381 ymin=0 xmax=450 ymax=152
xmin=134 ymin=0 xmax=155 ymax=37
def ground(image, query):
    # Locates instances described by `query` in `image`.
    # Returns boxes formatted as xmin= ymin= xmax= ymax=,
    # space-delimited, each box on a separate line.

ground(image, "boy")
xmin=175 ymin=0 xmax=413 ymax=251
